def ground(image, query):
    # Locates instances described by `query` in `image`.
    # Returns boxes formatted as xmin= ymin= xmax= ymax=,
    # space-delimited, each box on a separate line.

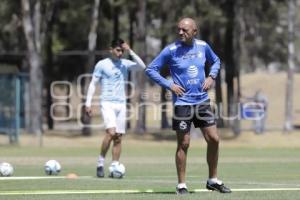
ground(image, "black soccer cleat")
xmin=96 ymin=166 xmax=104 ymax=178
xmin=176 ymin=187 xmax=189 ymax=195
xmin=206 ymin=181 xmax=232 ymax=193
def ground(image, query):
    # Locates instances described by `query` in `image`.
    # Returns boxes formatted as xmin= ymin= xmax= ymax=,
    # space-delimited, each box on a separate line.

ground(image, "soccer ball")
xmin=44 ymin=160 xmax=61 ymax=175
xmin=0 ymin=162 xmax=14 ymax=177
xmin=108 ymin=162 xmax=125 ymax=178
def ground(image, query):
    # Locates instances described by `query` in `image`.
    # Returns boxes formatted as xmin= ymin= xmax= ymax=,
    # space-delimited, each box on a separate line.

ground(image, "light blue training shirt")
xmin=145 ymin=39 xmax=220 ymax=105
xmin=93 ymin=58 xmax=139 ymax=103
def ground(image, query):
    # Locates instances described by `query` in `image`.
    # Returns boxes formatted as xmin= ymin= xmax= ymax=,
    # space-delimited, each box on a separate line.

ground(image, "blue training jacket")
xmin=145 ymin=39 xmax=220 ymax=105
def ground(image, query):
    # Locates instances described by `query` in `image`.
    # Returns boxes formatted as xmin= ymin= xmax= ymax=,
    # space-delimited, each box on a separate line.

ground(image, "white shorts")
xmin=100 ymin=102 xmax=126 ymax=134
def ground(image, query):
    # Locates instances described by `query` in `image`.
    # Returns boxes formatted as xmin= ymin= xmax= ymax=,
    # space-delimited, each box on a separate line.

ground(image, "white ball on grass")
xmin=109 ymin=162 xmax=125 ymax=178
xmin=0 ymin=162 xmax=14 ymax=177
xmin=44 ymin=160 xmax=61 ymax=175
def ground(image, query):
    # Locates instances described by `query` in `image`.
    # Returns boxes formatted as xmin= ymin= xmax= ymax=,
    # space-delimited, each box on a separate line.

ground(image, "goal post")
xmin=0 ymin=74 xmax=21 ymax=144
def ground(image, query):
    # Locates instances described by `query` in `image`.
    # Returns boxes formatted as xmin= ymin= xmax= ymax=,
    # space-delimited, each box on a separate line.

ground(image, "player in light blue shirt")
xmin=85 ymin=38 xmax=146 ymax=178
xmin=90 ymin=53 xmax=141 ymax=103
xmin=145 ymin=18 xmax=231 ymax=194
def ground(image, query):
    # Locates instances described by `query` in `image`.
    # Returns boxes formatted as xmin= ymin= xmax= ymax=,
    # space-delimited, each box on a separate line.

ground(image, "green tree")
xmin=81 ymin=0 xmax=101 ymax=136
xmin=134 ymin=0 xmax=147 ymax=134
xmin=21 ymin=0 xmax=44 ymax=137
xmin=284 ymin=0 xmax=296 ymax=132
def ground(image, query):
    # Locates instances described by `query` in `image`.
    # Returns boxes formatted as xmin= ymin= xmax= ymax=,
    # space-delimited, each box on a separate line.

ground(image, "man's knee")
xmin=179 ymin=141 xmax=190 ymax=151
xmin=113 ymin=134 xmax=122 ymax=144
xmin=176 ymin=132 xmax=190 ymax=151
xmin=202 ymin=126 xmax=219 ymax=144
xmin=106 ymin=128 xmax=116 ymax=136
xmin=208 ymin=134 xmax=219 ymax=145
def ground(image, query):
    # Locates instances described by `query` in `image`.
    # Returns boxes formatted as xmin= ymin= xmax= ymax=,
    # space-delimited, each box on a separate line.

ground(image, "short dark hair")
xmin=111 ymin=38 xmax=124 ymax=48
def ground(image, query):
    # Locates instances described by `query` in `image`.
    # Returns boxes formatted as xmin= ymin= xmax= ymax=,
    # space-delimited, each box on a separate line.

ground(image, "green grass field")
xmin=1 ymin=133 xmax=300 ymax=200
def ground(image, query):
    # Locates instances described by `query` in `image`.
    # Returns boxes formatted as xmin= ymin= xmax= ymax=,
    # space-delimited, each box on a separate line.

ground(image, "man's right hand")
xmin=85 ymin=106 xmax=92 ymax=117
xmin=121 ymin=42 xmax=130 ymax=51
xmin=171 ymin=84 xmax=185 ymax=96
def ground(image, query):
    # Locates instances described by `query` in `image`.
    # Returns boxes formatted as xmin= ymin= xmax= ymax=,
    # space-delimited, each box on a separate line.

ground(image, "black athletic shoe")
xmin=96 ymin=166 xmax=104 ymax=178
xmin=176 ymin=187 xmax=189 ymax=195
xmin=206 ymin=181 xmax=231 ymax=193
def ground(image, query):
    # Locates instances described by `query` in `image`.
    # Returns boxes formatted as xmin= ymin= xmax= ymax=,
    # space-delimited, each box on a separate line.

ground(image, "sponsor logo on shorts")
xmin=179 ymin=121 xmax=187 ymax=130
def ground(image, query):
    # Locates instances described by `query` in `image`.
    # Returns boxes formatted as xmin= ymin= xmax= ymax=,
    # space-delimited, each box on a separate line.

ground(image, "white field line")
xmin=1 ymin=176 xmax=300 ymax=195
xmin=0 ymin=190 xmax=141 ymax=195
xmin=1 ymin=188 xmax=300 ymax=195
xmin=1 ymin=176 xmax=300 ymax=187
xmin=194 ymin=188 xmax=300 ymax=192
xmin=0 ymin=176 xmax=92 ymax=180
xmin=231 ymin=188 xmax=300 ymax=192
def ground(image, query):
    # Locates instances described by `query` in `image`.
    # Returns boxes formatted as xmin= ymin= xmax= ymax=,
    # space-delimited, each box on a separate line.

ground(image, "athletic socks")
xmin=111 ymin=160 xmax=119 ymax=166
xmin=207 ymin=178 xmax=223 ymax=185
xmin=177 ymin=182 xmax=187 ymax=189
xmin=97 ymin=155 xmax=120 ymax=167
xmin=97 ymin=155 xmax=105 ymax=167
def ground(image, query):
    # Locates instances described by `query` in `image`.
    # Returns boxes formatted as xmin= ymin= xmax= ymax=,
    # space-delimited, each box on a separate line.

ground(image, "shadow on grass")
xmin=42 ymin=127 xmax=245 ymax=142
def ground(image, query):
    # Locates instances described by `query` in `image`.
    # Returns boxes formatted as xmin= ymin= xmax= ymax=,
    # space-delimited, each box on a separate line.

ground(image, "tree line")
xmin=0 ymin=0 xmax=298 ymax=135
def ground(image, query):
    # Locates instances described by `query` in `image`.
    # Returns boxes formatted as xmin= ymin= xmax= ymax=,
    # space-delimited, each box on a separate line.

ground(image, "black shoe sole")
xmin=206 ymin=185 xmax=231 ymax=193
xmin=176 ymin=188 xmax=189 ymax=195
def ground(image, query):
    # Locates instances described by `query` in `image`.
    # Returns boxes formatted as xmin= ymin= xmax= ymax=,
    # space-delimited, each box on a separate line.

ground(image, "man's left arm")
xmin=122 ymin=42 xmax=146 ymax=69
xmin=202 ymin=44 xmax=221 ymax=91
xmin=128 ymin=49 xmax=146 ymax=69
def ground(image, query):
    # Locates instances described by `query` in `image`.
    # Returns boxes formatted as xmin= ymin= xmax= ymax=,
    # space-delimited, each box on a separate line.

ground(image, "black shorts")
xmin=172 ymin=100 xmax=216 ymax=133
